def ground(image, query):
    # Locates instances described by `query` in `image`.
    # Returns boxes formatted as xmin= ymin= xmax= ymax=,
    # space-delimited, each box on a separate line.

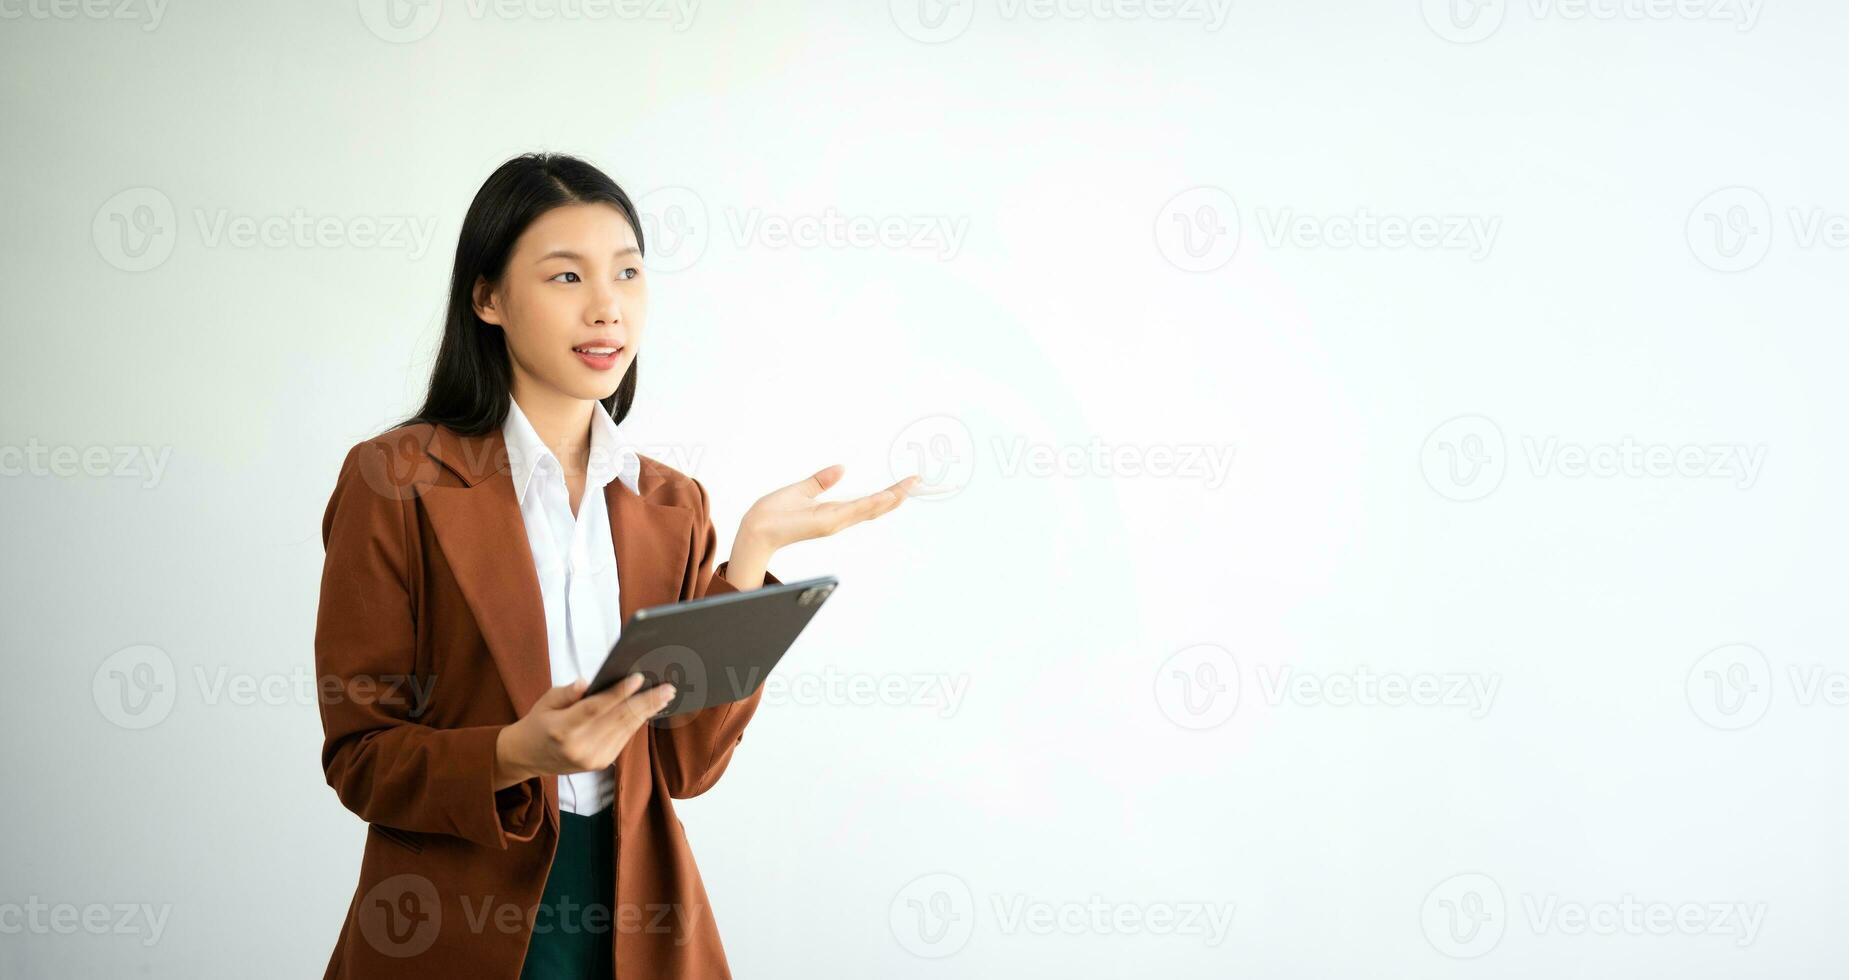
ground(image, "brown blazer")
xmin=313 ymin=421 xmax=778 ymax=979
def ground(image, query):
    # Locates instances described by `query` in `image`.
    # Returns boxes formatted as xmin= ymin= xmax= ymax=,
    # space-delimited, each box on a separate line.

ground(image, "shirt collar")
xmin=502 ymin=397 xmax=641 ymax=505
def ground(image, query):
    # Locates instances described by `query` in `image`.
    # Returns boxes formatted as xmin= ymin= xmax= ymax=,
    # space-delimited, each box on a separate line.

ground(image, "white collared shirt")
xmin=502 ymin=397 xmax=641 ymax=815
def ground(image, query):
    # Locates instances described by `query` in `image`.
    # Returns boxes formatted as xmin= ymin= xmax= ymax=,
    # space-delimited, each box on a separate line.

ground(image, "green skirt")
xmin=520 ymin=805 xmax=615 ymax=980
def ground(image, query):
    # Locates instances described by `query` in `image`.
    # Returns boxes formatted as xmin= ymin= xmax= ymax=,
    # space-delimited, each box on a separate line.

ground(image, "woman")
xmin=314 ymin=152 xmax=918 ymax=979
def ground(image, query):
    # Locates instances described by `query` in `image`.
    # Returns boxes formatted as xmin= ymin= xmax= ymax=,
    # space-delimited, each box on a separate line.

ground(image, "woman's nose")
xmin=588 ymin=285 xmax=623 ymax=327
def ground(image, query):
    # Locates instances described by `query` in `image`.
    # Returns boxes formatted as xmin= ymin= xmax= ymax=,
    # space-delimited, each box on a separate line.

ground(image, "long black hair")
xmin=402 ymin=152 xmax=645 ymax=436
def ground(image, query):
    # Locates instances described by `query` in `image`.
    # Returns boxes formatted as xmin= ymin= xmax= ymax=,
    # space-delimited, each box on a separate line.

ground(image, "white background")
xmin=3 ymin=0 xmax=1846 ymax=976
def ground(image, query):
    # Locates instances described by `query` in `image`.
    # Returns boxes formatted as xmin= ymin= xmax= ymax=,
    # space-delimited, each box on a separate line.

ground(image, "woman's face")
xmin=473 ymin=201 xmax=648 ymax=404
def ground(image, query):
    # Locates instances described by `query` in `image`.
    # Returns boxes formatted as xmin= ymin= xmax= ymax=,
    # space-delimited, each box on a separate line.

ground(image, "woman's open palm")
xmin=742 ymin=465 xmax=919 ymax=549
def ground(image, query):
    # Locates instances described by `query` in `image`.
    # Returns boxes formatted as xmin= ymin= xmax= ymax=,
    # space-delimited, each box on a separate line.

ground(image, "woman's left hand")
xmin=724 ymin=465 xmax=919 ymax=587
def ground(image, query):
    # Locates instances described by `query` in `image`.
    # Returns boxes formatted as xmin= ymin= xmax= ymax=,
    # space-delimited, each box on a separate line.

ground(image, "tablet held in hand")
xmin=586 ymin=575 xmax=840 ymax=717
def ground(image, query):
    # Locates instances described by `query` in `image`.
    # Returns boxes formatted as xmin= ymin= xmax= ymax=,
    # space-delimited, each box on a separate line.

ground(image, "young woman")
xmin=314 ymin=153 xmax=918 ymax=979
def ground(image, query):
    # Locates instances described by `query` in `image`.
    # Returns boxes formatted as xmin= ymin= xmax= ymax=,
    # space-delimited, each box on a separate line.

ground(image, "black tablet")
xmin=584 ymin=575 xmax=839 ymax=717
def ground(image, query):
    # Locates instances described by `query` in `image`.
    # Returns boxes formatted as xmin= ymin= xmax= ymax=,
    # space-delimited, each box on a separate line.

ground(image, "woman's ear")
xmin=471 ymin=275 xmax=503 ymax=326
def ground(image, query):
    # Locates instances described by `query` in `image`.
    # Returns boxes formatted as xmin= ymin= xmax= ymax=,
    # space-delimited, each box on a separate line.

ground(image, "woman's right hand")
xmin=492 ymin=674 xmax=676 ymax=790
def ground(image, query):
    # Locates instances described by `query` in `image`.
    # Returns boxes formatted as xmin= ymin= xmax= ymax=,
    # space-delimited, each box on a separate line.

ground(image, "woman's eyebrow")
xmin=536 ymin=246 xmax=641 ymax=262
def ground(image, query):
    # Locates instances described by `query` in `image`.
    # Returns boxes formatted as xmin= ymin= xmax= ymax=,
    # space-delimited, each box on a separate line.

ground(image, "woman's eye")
xmin=618 ymin=267 xmax=638 ymax=281
xmin=549 ymin=271 xmax=581 ymax=283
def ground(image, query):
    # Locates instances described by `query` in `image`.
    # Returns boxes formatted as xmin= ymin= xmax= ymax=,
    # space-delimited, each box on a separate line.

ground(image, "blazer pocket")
xmin=370 ymin=823 xmax=424 ymax=854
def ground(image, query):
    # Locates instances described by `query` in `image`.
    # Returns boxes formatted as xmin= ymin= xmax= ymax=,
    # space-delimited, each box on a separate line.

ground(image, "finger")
xmin=886 ymin=475 xmax=922 ymax=500
xmin=535 ymin=680 xmax=588 ymax=712
xmin=902 ymin=481 xmax=962 ymax=496
xmin=792 ymin=464 xmax=845 ymax=499
xmin=588 ymin=683 xmax=679 ymax=747
xmin=560 ymin=673 xmax=644 ymax=723
xmin=582 ymin=675 xmax=665 ymax=724
xmin=827 ymin=478 xmax=913 ymax=515
xmin=869 ymin=475 xmax=923 ymax=502
xmin=819 ymin=483 xmax=912 ymax=529
xmin=584 ymin=684 xmax=680 ymax=758
xmin=579 ymin=671 xmax=674 ymax=717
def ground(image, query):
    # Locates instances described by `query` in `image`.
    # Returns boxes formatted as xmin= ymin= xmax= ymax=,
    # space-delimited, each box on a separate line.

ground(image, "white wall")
xmin=3 ymin=0 xmax=1844 ymax=976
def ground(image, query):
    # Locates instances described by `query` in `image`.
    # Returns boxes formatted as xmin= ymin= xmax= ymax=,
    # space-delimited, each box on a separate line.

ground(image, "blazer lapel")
xmin=421 ymin=426 xmax=552 ymax=718
xmin=606 ymin=468 xmax=693 ymax=623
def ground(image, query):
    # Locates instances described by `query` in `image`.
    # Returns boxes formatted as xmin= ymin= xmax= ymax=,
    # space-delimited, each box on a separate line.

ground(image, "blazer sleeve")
xmin=313 ymin=441 xmax=545 ymax=848
xmin=650 ymin=476 xmax=781 ymax=799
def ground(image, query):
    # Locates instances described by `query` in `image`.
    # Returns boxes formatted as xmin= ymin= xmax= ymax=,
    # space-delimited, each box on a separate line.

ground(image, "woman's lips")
xmin=572 ymin=345 xmax=623 ymax=370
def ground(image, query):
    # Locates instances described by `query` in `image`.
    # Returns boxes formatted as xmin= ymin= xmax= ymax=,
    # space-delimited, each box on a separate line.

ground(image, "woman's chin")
xmin=574 ymin=384 xmax=621 ymax=403
xmin=557 ymin=371 xmax=626 ymax=402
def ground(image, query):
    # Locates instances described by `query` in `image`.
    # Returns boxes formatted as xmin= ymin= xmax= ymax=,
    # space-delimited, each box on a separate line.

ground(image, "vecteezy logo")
xmin=1421 ymin=0 xmax=1507 ymax=43
xmin=1686 ymin=643 xmax=1772 ymax=731
xmin=93 ymin=644 xmax=177 ymax=729
xmin=1420 ymin=415 xmax=1506 ymax=502
xmin=889 ymin=872 xmax=975 ymax=957
xmin=358 ymin=873 xmax=442 ymax=957
xmin=890 ymin=0 xmax=976 ymax=43
xmin=353 ymin=433 xmax=443 ymax=503
xmin=1154 ymin=644 xmax=1239 ymax=730
xmin=92 ymin=187 xmax=177 ymax=273
xmin=635 ymin=186 xmax=708 ymax=273
xmin=1421 ymin=872 xmax=1506 ymax=958
xmin=358 ymin=0 xmax=442 ymax=43
xmin=631 ymin=644 xmax=708 ymax=731
xmin=1686 ymin=187 xmax=1773 ymax=273
xmin=889 ymin=414 xmax=976 ymax=501
xmin=1155 ymin=186 xmax=1240 ymax=272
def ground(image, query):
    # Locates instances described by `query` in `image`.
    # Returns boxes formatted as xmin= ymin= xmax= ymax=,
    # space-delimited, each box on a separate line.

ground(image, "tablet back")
xmin=589 ymin=575 xmax=839 ymax=717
